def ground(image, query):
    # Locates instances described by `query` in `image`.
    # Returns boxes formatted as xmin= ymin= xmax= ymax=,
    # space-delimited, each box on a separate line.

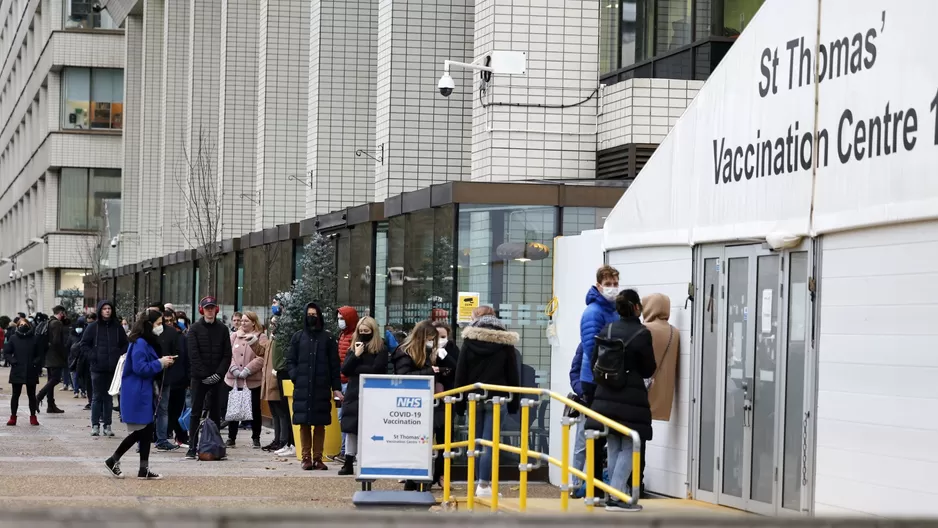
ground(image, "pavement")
xmin=0 ymin=375 xmax=559 ymax=511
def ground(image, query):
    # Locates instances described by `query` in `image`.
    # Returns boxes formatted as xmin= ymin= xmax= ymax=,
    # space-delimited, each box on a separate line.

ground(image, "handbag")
xmin=644 ymin=328 xmax=674 ymax=390
xmin=108 ymin=352 xmax=128 ymax=396
xmin=225 ymin=378 xmax=253 ymax=422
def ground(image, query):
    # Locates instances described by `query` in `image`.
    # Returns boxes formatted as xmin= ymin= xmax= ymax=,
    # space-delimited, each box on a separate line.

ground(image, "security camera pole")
xmin=438 ymin=59 xmax=494 ymax=97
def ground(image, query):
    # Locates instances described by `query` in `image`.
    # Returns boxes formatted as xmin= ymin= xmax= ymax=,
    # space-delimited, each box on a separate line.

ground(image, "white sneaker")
xmin=275 ymin=445 xmax=295 ymax=457
xmin=475 ymin=484 xmax=502 ymax=498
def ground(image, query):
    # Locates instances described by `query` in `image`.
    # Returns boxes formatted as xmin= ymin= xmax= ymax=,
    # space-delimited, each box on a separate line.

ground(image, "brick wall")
xmin=597 ymin=78 xmax=703 ymax=150
xmin=471 ymin=0 xmax=599 ymax=183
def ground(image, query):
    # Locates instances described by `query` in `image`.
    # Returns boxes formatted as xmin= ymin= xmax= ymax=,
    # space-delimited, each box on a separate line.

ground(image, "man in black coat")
xmin=36 ymin=305 xmax=68 ymax=413
xmin=185 ymin=296 xmax=232 ymax=460
xmin=287 ymin=302 xmax=341 ymax=470
xmin=78 ymin=300 xmax=128 ymax=437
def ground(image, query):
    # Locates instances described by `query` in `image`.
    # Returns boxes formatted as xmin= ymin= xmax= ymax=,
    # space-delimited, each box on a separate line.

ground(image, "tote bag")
xmin=225 ymin=378 xmax=253 ymax=422
xmin=108 ymin=353 xmax=128 ymax=396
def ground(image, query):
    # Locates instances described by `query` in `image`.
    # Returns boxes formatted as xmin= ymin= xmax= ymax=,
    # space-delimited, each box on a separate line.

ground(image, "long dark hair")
xmin=129 ymin=309 xmax=163 ymax=348
xmin=616 ymin=289 xmax=642 ymax=318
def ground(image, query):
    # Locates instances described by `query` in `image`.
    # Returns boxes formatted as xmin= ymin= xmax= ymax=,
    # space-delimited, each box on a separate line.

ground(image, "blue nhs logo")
xmin=396 ymin=397 xmax=423 ymax=408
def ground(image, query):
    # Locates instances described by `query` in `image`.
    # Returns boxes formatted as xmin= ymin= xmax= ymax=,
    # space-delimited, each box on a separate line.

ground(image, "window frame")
xmin=64 ymin=0 xmax=118 ymax=30
xmin=56 ymin=167 xmax=121 ymax=232
xmin=61 ymin=67 xmax=124 ymax=131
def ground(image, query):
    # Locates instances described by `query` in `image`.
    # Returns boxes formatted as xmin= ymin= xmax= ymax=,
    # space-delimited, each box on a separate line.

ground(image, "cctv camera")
xmin=110 ymin=236 xmax=119 ymax=248
xmin=438 ymin=73 xmax=455 ymax=97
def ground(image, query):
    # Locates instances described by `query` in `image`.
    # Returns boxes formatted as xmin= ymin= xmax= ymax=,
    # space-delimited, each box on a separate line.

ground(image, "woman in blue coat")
xmin=104 ymin=310 xmax=175 ymax=480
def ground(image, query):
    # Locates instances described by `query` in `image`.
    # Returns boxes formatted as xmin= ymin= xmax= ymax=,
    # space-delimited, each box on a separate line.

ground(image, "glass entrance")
xmin=692 ymin=244 xmax=814 ymax=514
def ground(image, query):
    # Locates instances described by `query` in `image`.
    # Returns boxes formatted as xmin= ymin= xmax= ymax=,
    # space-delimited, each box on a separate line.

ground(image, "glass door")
xmin=693 ymin=243 xmax=813 ymax=515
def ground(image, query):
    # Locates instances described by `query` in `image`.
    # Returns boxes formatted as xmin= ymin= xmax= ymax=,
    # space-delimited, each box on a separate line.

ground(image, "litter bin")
xmin=282 ymin=380 xmax=341 ymax=461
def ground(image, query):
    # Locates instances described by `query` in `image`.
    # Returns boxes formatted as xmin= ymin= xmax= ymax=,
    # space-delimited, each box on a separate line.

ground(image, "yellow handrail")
xmin=431 ymin=382 xmax=642 ymax=512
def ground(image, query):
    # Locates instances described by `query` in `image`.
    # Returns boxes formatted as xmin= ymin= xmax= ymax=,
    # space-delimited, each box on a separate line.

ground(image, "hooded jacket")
xmin=336 ymin=306 xmax=359 ymax=385
xmin=45 ymin=315 xmax=68 ymax=369
xmin=642 ymin=294 xmax=680 ymax=421
xmin=66 ymin=318 xmax=86 ymax=370
xmin=78 ymin=300 xmax=129 ymax=374
xmin=3 ymin=324 xmax=42 ymax=385
xmin=187 ymin=313 xmax=233 ymax=380
xmin=569 ymin=343 xmax=584 ymax=396
xmin=287 ymin=302 xmax=341 ymax=426
xmin=585 ymin=315 xmax=656 ymax=441
xmin=579 ymin=286 xmax=620 ymax=388
xmin=454 ymin=318 xmax=521 ymax=415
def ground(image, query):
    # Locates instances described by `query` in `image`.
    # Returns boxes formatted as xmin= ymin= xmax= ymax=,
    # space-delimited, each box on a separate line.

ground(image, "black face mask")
xmin=306 ymin=315 xmax=318 ymax=328
xmin=359 ymin=333 xmax=373 ymax=343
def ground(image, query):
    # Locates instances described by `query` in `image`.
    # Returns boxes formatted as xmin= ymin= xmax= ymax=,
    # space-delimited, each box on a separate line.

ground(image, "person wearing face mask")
xmin=185 ymin=296 xmax=234 ymax=460
xmin=338 ymin=316 xmax=389 ymax=475
xmin=174 ymin=311 xmax=191 ymax=334
xmin=121 ymin=319 xmax=130 ymax=334
xmin=261 ymin=316 xmax=294 ymax=455
xmin=578 ymin=266 xmax=621 ymax=406
xmin=104 ymin=310 xmax=176 ymax=480
xmin=4 ymin=318 xmax=43 ymax=426
xmin=391 ymin=321 xmax=440 ymax=489
xmin=157 ymin=310 xmax=189 ymax=450
xmin=79 ymin=301 xmax=129 ymax=437
xmin=36 ymin=306 xmax=69 ymax=414
xmin=66 ymin=317 xmax=88 ymax=399
xmin=288 ymin=302 xmax=342 ymax=470
xmin=224 ymin=311 xmax=268 ymax=448
xmin=333 ymin=306 xmax=359 ymax=462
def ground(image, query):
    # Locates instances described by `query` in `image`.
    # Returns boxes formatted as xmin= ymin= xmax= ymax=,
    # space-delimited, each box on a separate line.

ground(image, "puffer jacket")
xmin=579 ymin=286 xmax=619 ymax=387
xmin=4 ymin=326 xmax=43 ymax=385
xmin=187 ymin=316 xmax=232 ymax=380
xmin=78 ymin=300 xmax=129 ymax=374
xmin=454 ymin=318 xmax=521 ymax=415
xmin=585 ymin=315 xmax=657 ymax=441
xmin=225 ymin=330 xmax=267 ymax=389
xmin=45 ymin=317 xmax=68 ymax=369
xmin=336 ymin=306 xmax=359 ymax=384
xmin=287 ymin=302 xmax=341 ymax=426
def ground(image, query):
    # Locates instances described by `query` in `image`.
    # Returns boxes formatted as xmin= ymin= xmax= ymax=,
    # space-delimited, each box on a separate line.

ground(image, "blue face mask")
xmin=75 ymin=327 xmax=84 ymax=334
xmin=271 ymin=305 xmax=281 ymax=316
xmin=177 ymin=319 xmax=186 ymax=329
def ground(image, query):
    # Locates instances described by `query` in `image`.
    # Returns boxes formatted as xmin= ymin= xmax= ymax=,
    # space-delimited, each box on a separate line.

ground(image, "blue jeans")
xmin=90 ymin=371 xmax=113 ymax=427
xmin=155 ymin=385 xmax=171 ymax=443
xmin=339 ymin=382 xmax=347 ymax=453
xmin=475 ymin=404 xmax=496 ymax=483
xmin=572 ymin=419 xmax=587 ymax=486
xmin=607 ymin=433 xmax=646 ymax=496
xmin=71 ymin=371 xmax=82 ymax=394
xmin=61 ymin=368 xmax=71 ymax=389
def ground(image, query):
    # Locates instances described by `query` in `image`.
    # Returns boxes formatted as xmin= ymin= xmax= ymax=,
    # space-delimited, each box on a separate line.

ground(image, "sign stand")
xmin=352 ymin=374 xmax=437 ymax=508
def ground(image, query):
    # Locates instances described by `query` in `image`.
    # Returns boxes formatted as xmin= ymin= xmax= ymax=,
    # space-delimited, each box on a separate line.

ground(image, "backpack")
xmin=197 ymin=418 xmax=227 ymax=461
xmin=592 ymin=325 xmax=643 ymax=389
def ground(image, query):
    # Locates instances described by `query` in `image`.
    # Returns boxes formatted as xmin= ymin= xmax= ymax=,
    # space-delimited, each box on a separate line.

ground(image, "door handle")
xmin=743 ymin=401 xmax=752 ymax=427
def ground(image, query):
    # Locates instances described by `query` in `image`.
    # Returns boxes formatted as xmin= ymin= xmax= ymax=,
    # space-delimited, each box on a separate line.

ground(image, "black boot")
xmin=338 ymin=454 xmax=355 ymax=475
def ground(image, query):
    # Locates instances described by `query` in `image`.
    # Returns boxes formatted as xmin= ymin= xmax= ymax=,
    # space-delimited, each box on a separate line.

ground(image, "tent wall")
xmin=607 ymin=245 xmax=692 ymax=498
xmin=548 ymin=230 xmax=605 ymax=486
xmin=816 ymin=221 xmax=938 ymax=516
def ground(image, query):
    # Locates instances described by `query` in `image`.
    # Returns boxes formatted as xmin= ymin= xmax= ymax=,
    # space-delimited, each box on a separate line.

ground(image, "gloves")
xmin=271 ymin=369 xmax=277 ymax=375
xmin=202 ymin=373 xmax=221 ymax=385
xmin=244 ymin=334 xmax=258 ymax=346
xmin=238 ymin=367 xmax=251 ymax=379
xmin=228 ymin=365 xmax=240 ymax=374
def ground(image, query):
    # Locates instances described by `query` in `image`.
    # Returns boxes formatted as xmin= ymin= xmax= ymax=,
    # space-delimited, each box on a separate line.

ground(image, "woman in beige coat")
xmin=225 ymin=311 xmax=267 ymax=448
xmin=641 ymin=294 xmax=680 ymax=421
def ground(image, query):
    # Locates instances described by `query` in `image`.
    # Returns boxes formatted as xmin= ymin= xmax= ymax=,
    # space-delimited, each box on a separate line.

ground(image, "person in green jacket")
xmin=260 ymin=316 xmax=294 ymax=455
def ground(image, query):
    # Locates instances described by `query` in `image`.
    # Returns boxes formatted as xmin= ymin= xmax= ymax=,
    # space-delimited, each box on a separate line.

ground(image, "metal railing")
xmin=432 ymin=383 xmax=642 ymax=513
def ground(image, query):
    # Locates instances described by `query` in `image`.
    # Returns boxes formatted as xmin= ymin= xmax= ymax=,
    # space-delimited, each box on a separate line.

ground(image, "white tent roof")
xmin=604 ymin=0 xmax=938 ymax=250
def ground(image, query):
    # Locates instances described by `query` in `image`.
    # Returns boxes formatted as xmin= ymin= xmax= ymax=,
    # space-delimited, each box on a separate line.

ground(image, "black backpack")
xmin=592 ymin=325 xmax=642 ymax=389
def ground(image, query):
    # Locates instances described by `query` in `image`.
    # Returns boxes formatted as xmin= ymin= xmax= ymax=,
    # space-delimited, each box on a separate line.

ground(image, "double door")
xmin=692 ymin=244 xmax=815 ymax=515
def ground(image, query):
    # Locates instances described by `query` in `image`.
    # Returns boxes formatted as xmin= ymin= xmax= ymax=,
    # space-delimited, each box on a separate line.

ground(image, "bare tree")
xmin=262 ymin=241 xmax=283 ymax=315
xmin=176 ymin=126 xmax=223 ymax=294
xmin=79 ymin=224 xmax=110 ymax=303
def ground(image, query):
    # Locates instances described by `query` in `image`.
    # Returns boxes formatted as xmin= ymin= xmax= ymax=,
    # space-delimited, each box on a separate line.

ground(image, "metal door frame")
xmin=690 ymin=242 xmax=817 ymax=515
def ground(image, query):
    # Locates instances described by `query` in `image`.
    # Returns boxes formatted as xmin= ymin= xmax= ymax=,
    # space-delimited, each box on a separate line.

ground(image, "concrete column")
xmin=137 ymin=0 xmax=165 ymax=260
xmin=373 ymin=0 xmax=473 ymax=203
xmin=255 ymin=0 xmax=309 ymax=229
xmin=159 ymin=0 xmax=191 ymax=254
xmin=470 ymin=0 xmax=599 ymax=182
xmin=120 ymin=14 xmax=144 ymax=266
xmin=307 ymin=0 xmax=377 ymax=216
xmin=183 ymin=0 xmax=222 ymax=244
xmin=217 ymin=0 xmax=259 ymax=240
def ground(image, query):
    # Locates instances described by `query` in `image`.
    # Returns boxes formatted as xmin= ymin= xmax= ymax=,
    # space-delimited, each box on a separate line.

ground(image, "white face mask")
xmin=438 ymin=338 xmax=448 ymax=349
xmin=122 ymin=324 xmax=129 ymax=332
xmin=426 ymin=341 xmax=435 ymax=350
xmin=338 ymin=319 xmax=347 ymax=331
xmin=602 ymin=286 xmax=618 ymax=301
xmin=152 ymin=324 xmax=164 ymax=337
xmin=75 ymin=327 xmax=83 ymax=334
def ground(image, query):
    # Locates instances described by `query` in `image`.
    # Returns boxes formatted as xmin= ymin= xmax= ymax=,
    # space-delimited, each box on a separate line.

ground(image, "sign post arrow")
xmin=371 ymin=435 xmax=384 ymax=441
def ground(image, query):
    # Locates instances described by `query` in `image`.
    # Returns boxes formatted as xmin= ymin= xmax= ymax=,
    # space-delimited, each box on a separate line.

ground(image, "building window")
xmin=57 ymin=168 xmax=121 ymax=230
xmin=62 ymin=68 xmax=124 ymax=130
xmin=65 ymin=0 xmax=118 ymax=30
xmin=600 ymin=0 xmax=763 ymax=80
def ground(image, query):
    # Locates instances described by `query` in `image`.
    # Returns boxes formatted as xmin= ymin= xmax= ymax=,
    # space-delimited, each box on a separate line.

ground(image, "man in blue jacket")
xmin=578 ymin=265 xmax=620 ymax=400
xmin=78 ymin=300 xmax=128 ymax=437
